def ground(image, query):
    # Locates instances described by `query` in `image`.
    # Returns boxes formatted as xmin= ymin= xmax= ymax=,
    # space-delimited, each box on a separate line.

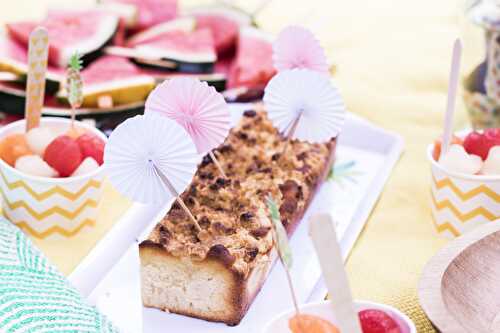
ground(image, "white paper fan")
xmin=263 ymin=68 xmax=346 ymax=143
xmin=104 ymin=114 xmax=199 ymax=204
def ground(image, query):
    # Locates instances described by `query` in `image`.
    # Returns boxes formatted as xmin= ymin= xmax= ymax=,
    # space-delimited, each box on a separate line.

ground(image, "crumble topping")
xmin=145 ymin=111 xmax=333 ymax=277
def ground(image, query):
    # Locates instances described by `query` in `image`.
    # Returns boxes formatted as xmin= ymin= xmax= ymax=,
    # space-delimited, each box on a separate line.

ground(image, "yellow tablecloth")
xmin=1 ymin=1 xmax=487 ymax=332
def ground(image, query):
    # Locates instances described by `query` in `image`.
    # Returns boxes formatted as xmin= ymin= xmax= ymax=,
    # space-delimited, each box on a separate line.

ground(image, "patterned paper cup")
xmin=428 ymin=145 xmax=500 ymax=239
xmin=0 ymin=118 xmax=106 ymax=240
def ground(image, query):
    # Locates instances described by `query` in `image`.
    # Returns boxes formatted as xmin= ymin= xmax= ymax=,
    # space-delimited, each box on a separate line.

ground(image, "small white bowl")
xmin=263 ymin=300 xmax=416 ymax=333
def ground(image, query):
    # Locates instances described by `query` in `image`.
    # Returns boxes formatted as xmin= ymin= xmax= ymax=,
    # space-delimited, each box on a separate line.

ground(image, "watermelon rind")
xmin=96 ymin=2 xmax=139 ymax=28
xmin=0 ymin=83 xmax=25 ymax=115
xmin=148 ymin=72 xmax=226 ymax=91
xmin=127 ymin=17 xmax=196 ymax=46
xmin=57 ymin=14 xmax=120 ymax=68
xmin=127 ymin=17 xmax=217 ymax=73
xmin=56 ymin=75 xmax=155 ymax=108
xmin=239 ymin=25 xmax=274 ymax=43
xmin=182 ymin=4 xmax=253 ymax=27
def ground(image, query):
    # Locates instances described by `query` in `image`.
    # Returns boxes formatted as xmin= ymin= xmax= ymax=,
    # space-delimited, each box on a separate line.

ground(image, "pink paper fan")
xmin=145 ymin=77 xmax=230 ymax=154
xmin=273 ymin=26 xmax=329 ymax=74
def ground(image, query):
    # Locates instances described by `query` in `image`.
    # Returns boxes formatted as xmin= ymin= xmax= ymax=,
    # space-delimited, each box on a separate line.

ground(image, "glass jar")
xmin=463 ymin=0 xmax=500 ymax=129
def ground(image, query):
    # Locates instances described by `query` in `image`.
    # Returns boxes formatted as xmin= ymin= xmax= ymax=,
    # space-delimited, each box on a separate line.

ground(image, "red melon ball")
xmin=359 ymin=309 xmax=402 ymax=333
xmin=76 ymin=133 xmax=105 ymax=165
xmin=463 ymin=128 xmax=500 ymax=161
xmin=43 ymin=135 xmax=82 ymax=177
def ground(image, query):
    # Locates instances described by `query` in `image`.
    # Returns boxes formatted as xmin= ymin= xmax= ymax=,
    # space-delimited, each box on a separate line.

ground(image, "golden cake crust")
xmin=140 ymin=110 xmax=336 ymax=325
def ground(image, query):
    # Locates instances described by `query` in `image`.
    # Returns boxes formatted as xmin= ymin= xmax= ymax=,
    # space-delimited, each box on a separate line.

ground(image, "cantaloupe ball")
xmin=0 ymin=133 xmax=32 ymax=166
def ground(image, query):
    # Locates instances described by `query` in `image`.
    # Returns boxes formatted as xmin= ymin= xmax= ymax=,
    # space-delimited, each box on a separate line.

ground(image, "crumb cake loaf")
xmin=139 ymin=110 xmax=336 ymax=325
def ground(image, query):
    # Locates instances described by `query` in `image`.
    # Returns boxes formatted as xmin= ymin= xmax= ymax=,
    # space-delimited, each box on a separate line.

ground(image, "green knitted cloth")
xmin=0 ymin=218 xmax=119 ymax=333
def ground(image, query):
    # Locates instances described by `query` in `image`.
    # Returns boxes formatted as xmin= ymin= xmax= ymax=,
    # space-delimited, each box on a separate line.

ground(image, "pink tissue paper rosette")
xmin=145 ymin=77 xmax=230 ymax=154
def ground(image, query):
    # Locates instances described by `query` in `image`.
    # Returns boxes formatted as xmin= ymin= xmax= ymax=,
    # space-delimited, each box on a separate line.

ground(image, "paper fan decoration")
xmin=104 ymin=114 xmax=199 ymax=204
xmin=263 ymin=68 xmax=346 ymax=143
xmin=145 ymin=77 xmax=230 ymax=154
xmin=273 ymin=26 xmax=329 ymax=74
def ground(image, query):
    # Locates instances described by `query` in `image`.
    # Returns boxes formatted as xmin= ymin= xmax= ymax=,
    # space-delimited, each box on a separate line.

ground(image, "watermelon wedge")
xmin=228 ymin=27 xmax=276 ymax=89
xmin=57 ymin=56 xmax=155 ymax=108
xmin=105 ymin=0 xmax=177 ymax=32
xmin=126 ymin=17 xmax=216 ymax=73
xmin=0 ymin=33 xmax=64 ymax=93
xmin=6 ymin=11 xmax=119 ymax=68
xmin=183 ymin=5 xmax=252 ymax=56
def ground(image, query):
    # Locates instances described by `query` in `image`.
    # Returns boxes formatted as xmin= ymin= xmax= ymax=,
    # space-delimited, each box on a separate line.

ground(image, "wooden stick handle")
xmin=282 ymin=113 xmax=301 ymax=156
xmin=25 ymin=27 xmax=49 ymax=131
xmin=154 ymin=165 xmax=201 ymax=232
xmin=209 ymin=151 xmax=227 ymax=179
xmin=440 ymin=38 xmax=462 ymax=161
xmin=309 ymin=213 xmax=362 ymax=333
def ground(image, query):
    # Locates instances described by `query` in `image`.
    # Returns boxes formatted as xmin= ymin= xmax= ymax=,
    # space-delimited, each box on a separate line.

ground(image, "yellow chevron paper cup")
xmin=0 ymin=118 xmax=106 ymax=240
xmin=428 ymin=145 xmax=500 ymax=239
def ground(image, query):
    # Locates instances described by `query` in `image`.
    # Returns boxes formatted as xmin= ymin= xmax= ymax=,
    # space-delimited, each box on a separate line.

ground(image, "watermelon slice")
xmin=105 ymin=0 xmax=177 ymax=32
xmin=228 ymin=27 xmax=276 ymax=89
xmin=126 ymin=17 xmax=216 ymax=73
xmin=183 ymin=5 xmax=252 ymax=55
xmin=57 ymin=56 xmax=155 ymax=108
xmin=6 ymin=11 xmax=119 ymax=68
xmin=0 ymin=33 xmax=64 ymax=93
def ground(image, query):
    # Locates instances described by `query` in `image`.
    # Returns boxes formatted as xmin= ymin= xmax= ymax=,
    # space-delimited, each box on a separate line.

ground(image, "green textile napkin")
xmin=0 ymin=218 xmax=119 ymax=333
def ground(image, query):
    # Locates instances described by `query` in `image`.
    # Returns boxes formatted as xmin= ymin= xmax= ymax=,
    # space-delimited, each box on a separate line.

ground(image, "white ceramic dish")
xmin=67 ymin=104 xmax=404 ymax=333
xmin=263 ymin=300 xmax=416 ymax=333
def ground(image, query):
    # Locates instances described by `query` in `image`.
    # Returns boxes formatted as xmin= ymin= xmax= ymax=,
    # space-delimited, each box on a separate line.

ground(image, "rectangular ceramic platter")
xmin=68 ymin=104 xmax=404 ymax=333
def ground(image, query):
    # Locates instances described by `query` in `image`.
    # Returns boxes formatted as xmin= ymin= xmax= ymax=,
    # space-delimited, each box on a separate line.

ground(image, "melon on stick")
xmin=24 ymin=27 xmax=49 ymax=131
xmin=309 ymin=214 xmax=363 ymax=333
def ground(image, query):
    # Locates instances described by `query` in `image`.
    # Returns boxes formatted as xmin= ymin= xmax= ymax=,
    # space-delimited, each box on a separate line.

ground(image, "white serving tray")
xmin=68 ymin=105 xmax=404 ymax=333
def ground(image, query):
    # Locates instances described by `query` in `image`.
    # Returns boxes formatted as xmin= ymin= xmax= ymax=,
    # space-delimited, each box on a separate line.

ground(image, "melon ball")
xmin=481 ymin=146 xmax=500 ymax=175
xmin=0 ymin=133 xmax=32 ymax=166
xmin=76 ymin=133 xmax=105 ymax=165
xmin=43 ymin=135 xmax=82 ymax=177
xmin=71 ymin=157 xmax=100 ymax=177
xmin=439 ymin=144 xmax=483 ymax=175
xmin=15 ymin=155 xmax=59 ymax=178
xmin=26 ymin=127 xmax=58 ymax=156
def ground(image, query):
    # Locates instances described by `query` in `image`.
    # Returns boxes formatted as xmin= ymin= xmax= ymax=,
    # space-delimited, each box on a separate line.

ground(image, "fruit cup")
xmin=428 ymin=143 xmax=500 ymax=239
xmin=263 ymin=300 xmax=416 ymax=333
xmin=0 ymin=118 xmax=106 ymax=240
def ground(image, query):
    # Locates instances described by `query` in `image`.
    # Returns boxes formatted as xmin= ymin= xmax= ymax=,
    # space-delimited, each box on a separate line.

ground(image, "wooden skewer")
xmin=154 ymin=165 xmax=201 ymax=232
xmin=309 ymin=214 xmax=362 ymax=333
xmin=282 ymin=112 xmax=302 ymax=156
xmin=209 ymin=151 xmax=227 ymax=179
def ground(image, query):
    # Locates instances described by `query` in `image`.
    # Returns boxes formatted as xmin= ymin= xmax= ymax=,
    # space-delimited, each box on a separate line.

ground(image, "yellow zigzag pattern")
xmin=431 ymin=192 xmax=498 ymax=223
xmin=0 ymin=188 xmax=98 ymax=221
xmin=0 ymin=169 xmax=101 ymax=201
xmin=433 ymin=175 xmax=500 ymax=203
xmin=4 ymin=211 xmax=95 ymax=239
xmin=431 ymin=217 xmax=460 ymax=237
